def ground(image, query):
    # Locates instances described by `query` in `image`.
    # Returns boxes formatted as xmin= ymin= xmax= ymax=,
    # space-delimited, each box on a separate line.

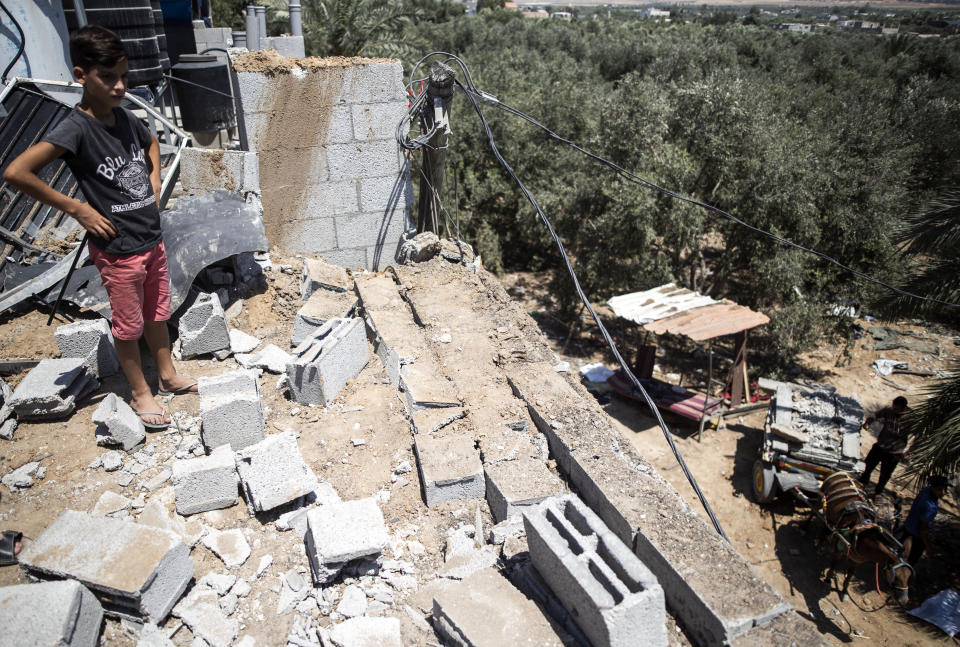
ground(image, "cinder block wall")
xmin=233 ymin=55 xmax=413 ymax=269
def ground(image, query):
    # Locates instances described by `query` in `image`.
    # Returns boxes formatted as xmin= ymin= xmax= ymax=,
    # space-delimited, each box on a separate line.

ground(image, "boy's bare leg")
xmin=143 ymin=320 xmax=197 ymax=394
xmin=115 ymin=338 xmax=169 ymax=425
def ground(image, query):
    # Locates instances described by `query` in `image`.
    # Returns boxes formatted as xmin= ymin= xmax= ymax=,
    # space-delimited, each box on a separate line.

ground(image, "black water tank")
xmin=64 ymin=0 xmax=163 ymax=87
xmin=151 ymin=1 xmax=171 ymax=72
xmin=171 ymin=55 xmax=236 ymax=132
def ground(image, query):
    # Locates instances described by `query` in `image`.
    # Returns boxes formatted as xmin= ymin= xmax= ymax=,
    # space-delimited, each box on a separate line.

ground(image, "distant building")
xmin=773 ymin=23 xmax=816 ymax=32
xmin=550 ymin=11 xmax=573 ymax=20
xmin=837 ymin=20 xmax=881 ymax=32
xmin=639 ymin=7 xmax=670 ymax=20
xmin=521 ymin=8 xmax=549 ymax=18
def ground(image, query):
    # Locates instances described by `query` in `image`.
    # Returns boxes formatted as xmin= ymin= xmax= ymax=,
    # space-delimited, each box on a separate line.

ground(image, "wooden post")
xmin=416 ymin=62 xmax=456 ymax=234
xmin=728 ymin=330 xmax=749 ymax=405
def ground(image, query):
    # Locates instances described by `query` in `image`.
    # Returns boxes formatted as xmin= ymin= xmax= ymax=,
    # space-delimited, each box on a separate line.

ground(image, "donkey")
xmin=818 ymin=472 xmax=913 ymax=604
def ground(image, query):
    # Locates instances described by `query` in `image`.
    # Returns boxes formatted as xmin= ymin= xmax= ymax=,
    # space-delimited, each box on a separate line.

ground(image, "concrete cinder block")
xmin=291 ymin=290 xmax=356 ymax=346
xmin=484 ymin=459 xmax=565 ymax=523
xmin=179 ymin=292 xmax=230 ymax=359
xmin=8 ymin=358 xmax=99 ymax=421
xmin=400 ymin=363 xmax=461 ymax=411
xmin=235 ymin=343 xmax=291 ymax=374
xmin=18 ymin=510 xmax=193 ymax=622
xmin=300 ymin=179 xmax=360 ymax=219
xmin=280 ymin=218 xmax=338 ymax=255
xmin=92 ymin=392 xmax=146 ymax=451
xmin=199 ymin=372 xmax=264 ymax=452
xmin=334 ymin=211 xmax=409 ymax=250
xmin=0 ymin=580 xmax=104 ymax=647
xmin=345 ymin=63 xmax=405 ymax=104
xmin=316 ymin=247 xmax=368 ymax=270
xmin=729 ymin=610 xmax=832 ymax=647
xmin=414 ymin=433 xmax=485 ymax=507
xmin=326 ymin=140 xmax=401 ymax=182
xmin=323 ymin=105 xmax=354 ymax=145
xmin=287 ymin=318 xmax=369 ymax=406
xmin=523 ymin=495 xmax=667 ymax=647
xmin=301 ymin=258 xmax=351 ymax=300
xmin=235 ymin=431 xmax=319 ymax=513
xmin=359 ymin=173 xmax=413 ymax=214
xmin=352 ymin=102 xmax=408 ymax=141
xmin=328 ymin=617 xmax=402 ymax=647
xmin=172 ymin=444 xmax=239 ymax=515
xmin=180 ymin=148 xmax=260 ymax=197
xmin=432 ymin=568 xmax=567 ymax=647
xmin=304 ymin=498 xmax=389 ymax=584
xmin=54 ymin=318 xmax=119 ymax=378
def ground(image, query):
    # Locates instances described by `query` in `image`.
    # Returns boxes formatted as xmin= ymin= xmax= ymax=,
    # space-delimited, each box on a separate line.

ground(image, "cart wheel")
xmin=752 ymin=459 xmax=777 ymax=503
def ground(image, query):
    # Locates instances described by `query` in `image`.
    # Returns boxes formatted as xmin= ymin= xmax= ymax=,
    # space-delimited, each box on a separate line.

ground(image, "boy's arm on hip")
xmin=2 ymin=142 xmax=117 ymax=239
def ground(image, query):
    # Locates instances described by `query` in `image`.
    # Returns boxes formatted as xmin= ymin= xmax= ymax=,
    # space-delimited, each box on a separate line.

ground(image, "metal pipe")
xmin=289 ymin=1 xmax=302 ymax=36
xmin=255 ymin=6 xmax=266 ymax=48
xmin=232 ymin=31 xmax=246 ymax=49
xmin=245 ymin=6 xmax=259 ymax=51
xmin=73 ymin=0 xmax=88 ymax=27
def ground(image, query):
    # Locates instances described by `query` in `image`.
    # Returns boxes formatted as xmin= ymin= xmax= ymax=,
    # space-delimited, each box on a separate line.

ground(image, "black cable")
xmin=461 ymin=87 xmax=960 ymax=310
xmin=161 ymin=74 xmax=234 ymax=99
xmin=455 ymin=78 xmax=731 ymax=540
xmin=0 ymin=0 xmax=25 ymax=84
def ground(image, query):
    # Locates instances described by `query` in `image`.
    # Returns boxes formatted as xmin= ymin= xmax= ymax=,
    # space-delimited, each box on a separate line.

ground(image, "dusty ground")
xmin=502 ymin=270 xmax=960 ymax=646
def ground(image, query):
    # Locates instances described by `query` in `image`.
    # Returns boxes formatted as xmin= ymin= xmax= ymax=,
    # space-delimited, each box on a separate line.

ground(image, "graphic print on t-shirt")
xmin=95 ymin=142 xmax=153 ymax=212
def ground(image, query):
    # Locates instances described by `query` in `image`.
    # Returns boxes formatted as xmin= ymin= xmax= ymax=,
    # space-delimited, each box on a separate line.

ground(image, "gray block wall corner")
xmin=232 ymin=56 xmax=414 ymax=270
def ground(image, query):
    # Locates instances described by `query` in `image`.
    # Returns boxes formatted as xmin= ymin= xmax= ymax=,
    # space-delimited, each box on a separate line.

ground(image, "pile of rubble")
xmin=0 ymin=255 xmax=825 ymax=647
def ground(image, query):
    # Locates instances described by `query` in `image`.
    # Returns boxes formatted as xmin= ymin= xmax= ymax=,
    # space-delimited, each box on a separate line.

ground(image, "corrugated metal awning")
xmin=607 ymin=283 xmax=769 ymax=341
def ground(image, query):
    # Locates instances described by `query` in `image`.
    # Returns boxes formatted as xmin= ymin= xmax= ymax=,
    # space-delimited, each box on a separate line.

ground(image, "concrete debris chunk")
xmin=198 ymin=371 xmax=265 ymax=451
xmin=484 ymin=459 xmax=565 ymax=523
xmin=102 ymin=451 xmax=123 ymax=472
xmin=229 ymin=328 xmax=261 ymax=354
xmin=172 ymin=585 xmax=239 ymax=647
xmin=172 ymin=444 xmax=239 ymax=515
xmin=178 ymin=292 xmax=230 ymax=359
xmin=54 ymin=318 xmax=120 ymax=377
xmin=301 ymin=257 xmax=350 ymax=301
xmin=199 ymin=572 xmax=237 ymax=596
xmin=414 ymin=433 xmax=485 ymax=507
xmin=304 ymin=498 xmax=389 ymax=584
xmin=0 ymin=580 xmax=104 ymax=647
xmin=0 ymin=416 xmax=13 ymax=441
xmin=328 ymin=617 xmax=402 ymax=647
xmin=8 ymin=358 xmax=99 ymax=421
xmin=138 ymin=622 xmax=176 ymax=647
xmin=432 ymin=568 xmax=566 ymax=647
xmin=287 ymin=318 xmax=369 ymax=406
xmin=235 ymin=431 xmax=318 ymax=513
xmin=202 ymin=528 xmax=251 ymax=569
xmin=397 ymin=231 xmax=440 ymax=264
xmin=336 ymin=584 xmax=367 ymax=618
xmin=2 ymin=461 xmax=40 ymax=491
xmin=440 ymin=527 xmax=498 ymax=580
xmin=235 ymin=343 xmax=291 ymax=374
xmin=291 ymin=289 xmax=357 ymax=347
xmin=91 ymin=490 xmax=133 ymax=517
xmin=92 ymin=393 xmax=146 ymax=451
xmin=523 ymin=495 xmax=667 ymax=647
xmin=18 ymin=510 xmax=193 ymax=622
xmin=0 ymin=377 xmax=12 ymax=424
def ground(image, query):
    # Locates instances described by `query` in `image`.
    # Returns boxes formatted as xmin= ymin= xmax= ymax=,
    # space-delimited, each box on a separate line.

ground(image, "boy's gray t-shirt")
xmin=43 ymin=106 xmax=161 ymax=255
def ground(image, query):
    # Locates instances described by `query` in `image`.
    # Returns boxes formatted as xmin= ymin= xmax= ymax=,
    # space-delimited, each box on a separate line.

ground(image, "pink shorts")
xmin=89 ymin=241 xmax=171 ymax=340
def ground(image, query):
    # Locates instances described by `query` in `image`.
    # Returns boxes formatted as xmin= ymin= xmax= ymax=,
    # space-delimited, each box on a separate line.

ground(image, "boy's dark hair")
xmin=70 ymin=25 xmax=127 ymax=70
xmin=893 ymin=396 xmax=908 ymax=408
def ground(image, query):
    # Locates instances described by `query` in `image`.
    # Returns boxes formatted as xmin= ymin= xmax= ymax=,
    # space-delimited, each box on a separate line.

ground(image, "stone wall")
xmin=233 ymin=53 xmax=413 ymax=269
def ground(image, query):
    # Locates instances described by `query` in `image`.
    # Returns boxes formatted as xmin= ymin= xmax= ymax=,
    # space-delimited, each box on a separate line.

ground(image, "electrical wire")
xmin=458 ymin=86 xmax=960 ymax=310
xmin=455 ymin=77 xmax=730 ymax=540
xmin=0 ymin=0 xmax=25 ymax=84
xmin=161 ymin=74 xmax=234 ymax=99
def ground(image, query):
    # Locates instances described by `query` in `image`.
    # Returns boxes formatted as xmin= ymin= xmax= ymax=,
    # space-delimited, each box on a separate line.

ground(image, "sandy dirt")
xmin=231 ymin=50 xmax=397 ymax=75
xmin=502 ymin=270 xmax=960 ymax=646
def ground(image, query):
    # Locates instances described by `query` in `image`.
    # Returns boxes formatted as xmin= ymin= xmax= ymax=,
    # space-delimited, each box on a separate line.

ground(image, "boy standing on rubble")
xmin=2 ymin=25 xmax=195 ymax=429
xmin=859 ymin=396 xmax=909 ymax=496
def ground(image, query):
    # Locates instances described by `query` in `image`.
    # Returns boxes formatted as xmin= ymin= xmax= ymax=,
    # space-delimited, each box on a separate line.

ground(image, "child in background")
xmin=3 ymin=25 xmax=196 ymax=428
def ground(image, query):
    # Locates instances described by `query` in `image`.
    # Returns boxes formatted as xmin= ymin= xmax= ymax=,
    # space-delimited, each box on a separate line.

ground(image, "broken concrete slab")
xmin=172 ymin=585 xmax=239 ymax=647
xmin=229 ymin=328 xmax=261 ymax=354
xmin=235 ymin=343 xmax=291 ymax=374
xmin=18 ymin=510 xmax=193 ymax=621
xmin=291 ymin=289 xmax=357 ymax=347
xmin=729 ymin=610 xmax=832 ymax=647
xmin=179 ymin=292 xmax=231 ymax=359
xmin=92 ymin=393 xmax=146 ymax=451
xmin=506 ymin=365 xmax=795 ymax=646
xmin=400 ymin=363 xmax=461 ymax=412
xmin=0 ymin=377 xmax=12 ymax=425
xmin=301 ymin=257 xmax=351 ymax=301
xmin=54 ymin=318 xmax=120 ymax=378
xmin=91 ymin=490 xmax=133 ymax=517
xmin=199 ymin=371 xmax=265 ymax=452
xmin=172 ymin=444 xmax=239 ymax=515
xmin=0 ymin=580 xmax=104 ymax=647
xmin=410 ymin=406 xmax=465 ymax=435
xmin=432 ymin=568 xmax=566 ymax=647
xmin=202 ymin=528 xmax=251 ymax=569
xmin=414 ymin=433 xmax=485 ymax=507
xmin=439 ymin=527 xmax=498 ymax=580
xmin=137 ymin=622 xmax=176 ymax=647
xmin=523 ymin=495 xmax=667 ymax=647
xmin=304 ymin=498 xmax=389 ymax=584
xmin=235 ymin=431 xmax=318 ymax=513
xmin=2 ymin=461 xmax=41 ymax=492
xmin=336 ymin=583 xmax=367 ymax=618
xmin=328 ymin=616 xmax=402 ymax=647
xmin=397 ymin=231 xmax=440 ymax=264
xmin=287 ymin=318 xmax=369 ymax=406
xmin=8 ymin=358 xmax=98 ymax=421
xmin=0 ymin=418 xmax=17 ymax=441
xmin=484 ymin=458 xmax=565 ymax=523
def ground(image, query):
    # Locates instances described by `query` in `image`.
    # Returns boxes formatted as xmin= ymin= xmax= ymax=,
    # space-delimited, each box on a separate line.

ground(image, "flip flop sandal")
xmin=0 ymin=530 xmax=22 ymax=566
xmin=158 ymin=380 xmax=199 ymax=397
xmin=136 ymin=409 xmax=171 ymax=430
